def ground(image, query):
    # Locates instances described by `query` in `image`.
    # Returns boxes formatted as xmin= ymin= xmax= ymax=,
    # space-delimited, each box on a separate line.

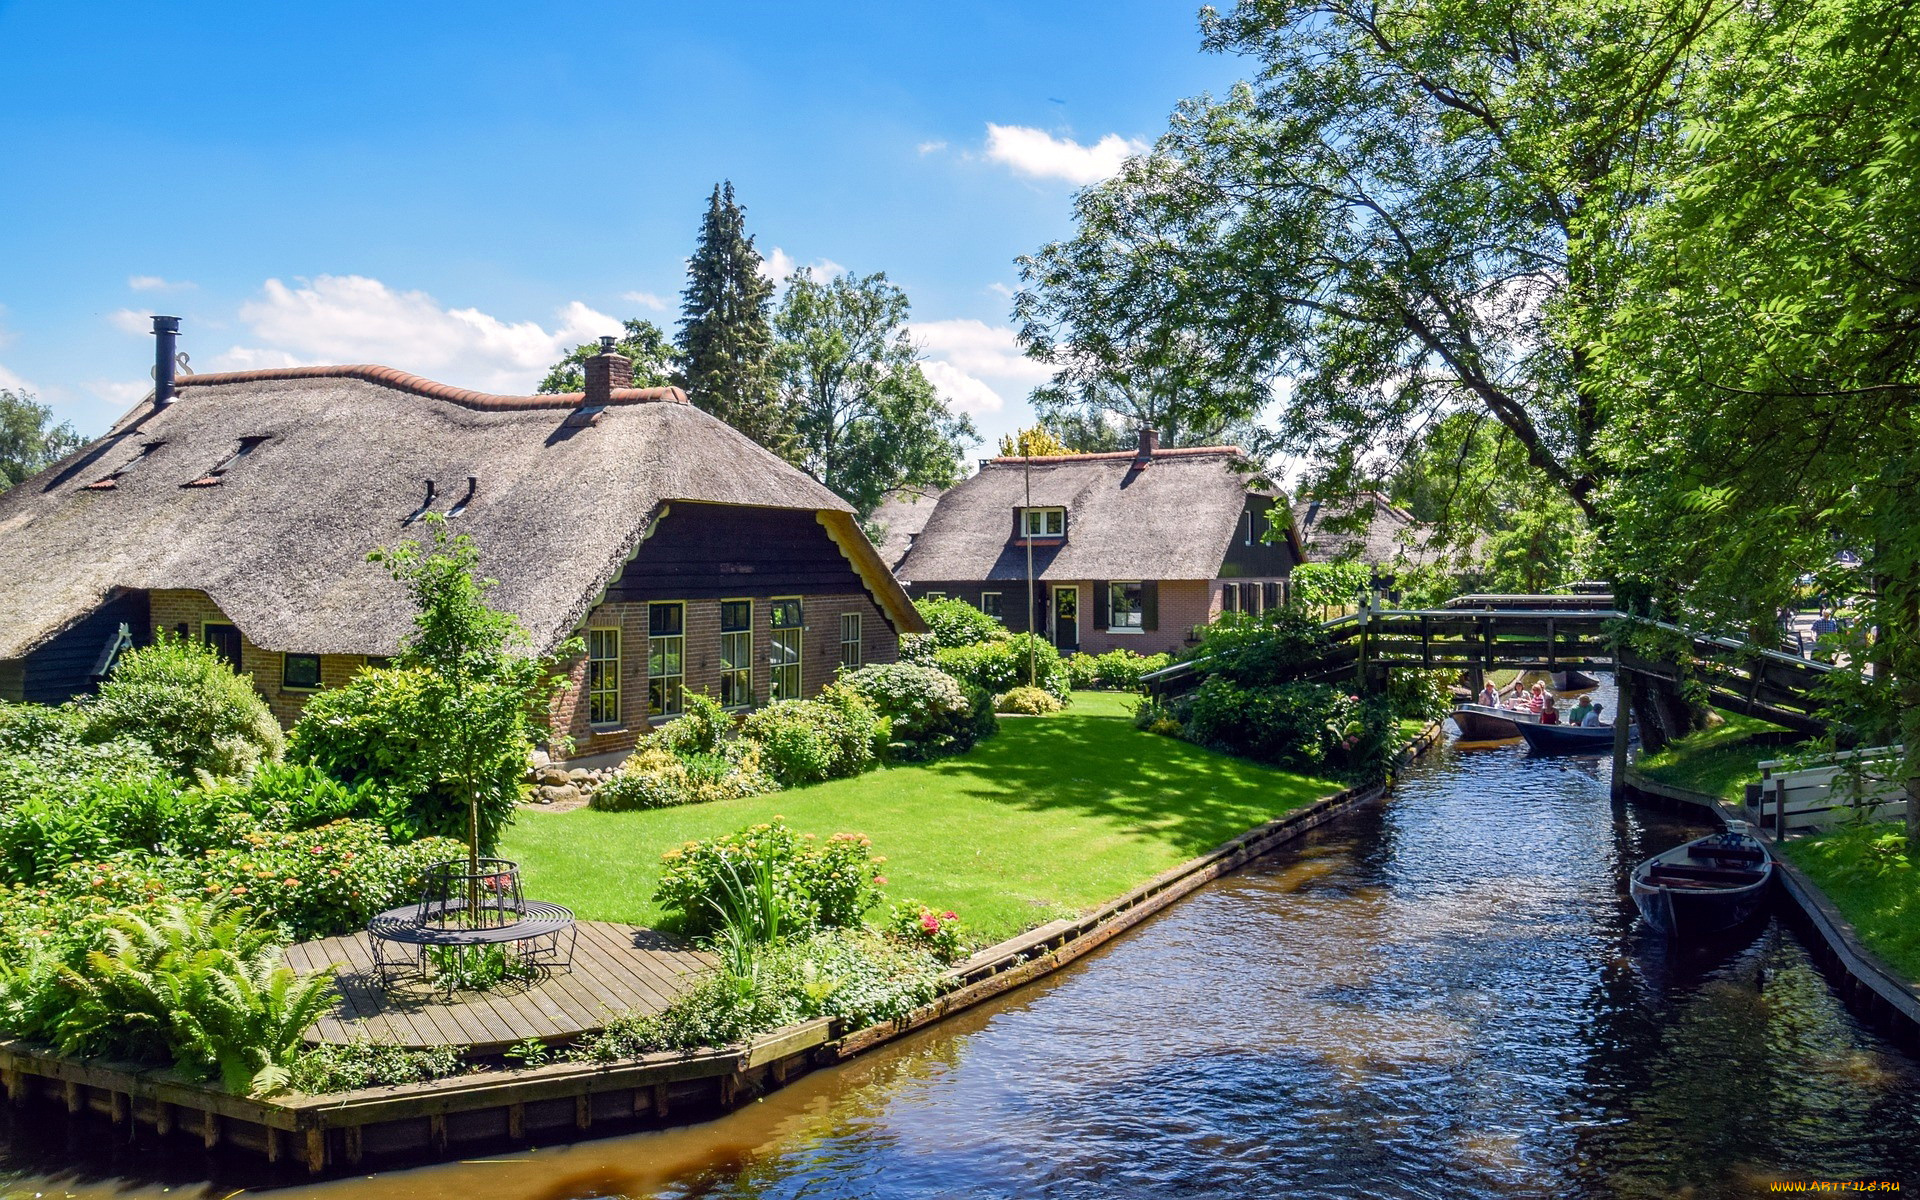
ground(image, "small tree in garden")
xmin=1287 ymin=561 xmax=1372 ymax=617
xmin=372 ymin=517 xmax=576 ymax=877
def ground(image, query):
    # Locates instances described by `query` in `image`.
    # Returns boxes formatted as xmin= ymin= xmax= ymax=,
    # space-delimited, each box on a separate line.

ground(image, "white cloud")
xmin=917 ymin=139 xmax=948 ymax=155
xmin=911 ymin=318 xmax=1053 ymax=386
xmin=757 ymin=247 xmax=845 ymax=286
xmin=128 ymin=275 xmax=195 ymax=292
xmin=987 ymin=282 xmax=1015 ymax=300
xmin=215 ymin=275 xmax=617 ymax=393
xmin=983 ymin=123 xmax=1147 ymax=185
xmin=109 ymin=309 xmax=152 ymax=336
xmin=919 ymin=359 xmax=1004 ymax=416
xmin=622 ymin=291 xmax=670 ymax=312
xmin=0 ymin=361 xmax=30 ymax=392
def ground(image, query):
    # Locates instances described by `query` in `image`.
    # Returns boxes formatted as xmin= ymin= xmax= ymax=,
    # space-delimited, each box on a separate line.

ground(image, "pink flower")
xmin=942 ymin=911 xmax=957 ymax=921
xmin=920 ymin=913 xmax=940 ymax=932
xmin=873 ymin=875 xmax=888 ymax=886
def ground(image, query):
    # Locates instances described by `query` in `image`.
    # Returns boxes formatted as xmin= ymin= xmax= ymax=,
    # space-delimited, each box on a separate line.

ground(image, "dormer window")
xmin=1021 ymin=507 xmax=1065 ymax=538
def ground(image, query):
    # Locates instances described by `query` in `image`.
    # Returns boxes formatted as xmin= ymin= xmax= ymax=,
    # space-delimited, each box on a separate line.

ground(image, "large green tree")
xmin=0 ymin=389 xmax=83 ymax=489
xmin=537 ymin=318 xmax=675 ymax=394
xmin=773 ymin=272 xmax=977 ymax=517
xmin=1015 ymin=0 xmax=1730 ymax=518
xmin=676 ymin=182 xmax=792 ymax=454
xmin=1589 ymin=0 xmax=1920 ymax=833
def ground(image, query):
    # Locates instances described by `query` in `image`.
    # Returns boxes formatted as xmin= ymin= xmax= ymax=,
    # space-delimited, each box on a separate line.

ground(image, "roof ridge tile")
xmin=173 ymin=364 xmax=688 ymax=412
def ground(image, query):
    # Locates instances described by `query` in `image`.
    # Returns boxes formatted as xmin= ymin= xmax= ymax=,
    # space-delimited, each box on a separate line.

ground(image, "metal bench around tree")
xmin=367 ymin=858 xmax=576 ymax=989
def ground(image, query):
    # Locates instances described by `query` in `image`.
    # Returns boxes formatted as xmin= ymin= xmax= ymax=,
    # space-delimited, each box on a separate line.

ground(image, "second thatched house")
xmin=0 ymin=321 xmax=923 ymax=764
xmin=895 ymin=430 xmax=1303 ymax=656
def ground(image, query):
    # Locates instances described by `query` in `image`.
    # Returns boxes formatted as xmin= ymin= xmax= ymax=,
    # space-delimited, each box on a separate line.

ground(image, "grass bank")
xmin=1633 ymin=711 xmax=1801 ymax=804
xmin=501 ymin=691 xmax=1342 ymax=943
xmin=1778 ymin=821 xmax=1920 ymax=982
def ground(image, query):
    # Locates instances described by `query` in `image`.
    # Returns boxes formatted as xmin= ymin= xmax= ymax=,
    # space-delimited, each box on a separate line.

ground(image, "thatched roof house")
xmin=869 ymin=485 xmax=944 ymax=570
xmin=0 ymin=326 xmax=920 ymax=761
xmin=895 ymin=430 xmax=1303 ymax=656
xmin=1290 ymin=492 xmax=1453 ymax=573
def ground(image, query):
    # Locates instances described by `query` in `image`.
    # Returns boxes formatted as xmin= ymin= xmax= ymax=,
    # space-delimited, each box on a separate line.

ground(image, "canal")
xmin=5 ymin=681 xmax=1918 ymax=1197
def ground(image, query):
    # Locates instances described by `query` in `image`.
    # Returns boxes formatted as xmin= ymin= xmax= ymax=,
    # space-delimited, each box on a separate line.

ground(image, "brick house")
xmin=0 ymin=324 xmax=922 ymax=763
xmin=895 ymin=430 xmax=1304 ymax=657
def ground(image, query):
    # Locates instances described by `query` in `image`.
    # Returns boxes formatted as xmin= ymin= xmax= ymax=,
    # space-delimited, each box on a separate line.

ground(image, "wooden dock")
xmin=283 ymin=922 xmax=713 ymax=1053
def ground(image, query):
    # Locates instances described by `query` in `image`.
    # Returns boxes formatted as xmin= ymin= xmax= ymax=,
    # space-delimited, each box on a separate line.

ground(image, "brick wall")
xmin=148 ymin=589 xmax=370 ymax=726
xmin=552 ymin=590 xmax=899 ymax=762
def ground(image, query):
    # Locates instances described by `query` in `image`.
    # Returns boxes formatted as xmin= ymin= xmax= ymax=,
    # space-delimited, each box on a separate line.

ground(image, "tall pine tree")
xmin=675 ymin=182 xmax=792 ymax=454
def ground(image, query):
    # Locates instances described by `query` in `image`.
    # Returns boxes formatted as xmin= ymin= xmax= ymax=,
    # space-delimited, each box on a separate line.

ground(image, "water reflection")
xmin=4 ymin=684 xmax=1917 ymax=1198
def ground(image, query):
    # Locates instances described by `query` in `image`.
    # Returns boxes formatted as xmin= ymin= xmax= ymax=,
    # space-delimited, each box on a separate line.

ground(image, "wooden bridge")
xmin=1147 ymin=593 xmax=1834 ymax=735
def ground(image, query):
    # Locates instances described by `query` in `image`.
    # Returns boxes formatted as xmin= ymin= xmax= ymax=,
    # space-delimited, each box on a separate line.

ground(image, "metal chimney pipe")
xmin=152 ymin=316 xmax=181 ymax=407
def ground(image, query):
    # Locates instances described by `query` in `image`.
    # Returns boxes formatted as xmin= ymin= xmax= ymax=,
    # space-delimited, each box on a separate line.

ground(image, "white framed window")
xmin=587 ymin=628 xmax=621 ymax=726
xmin=926 ymin=591 xmax=947 ymax=601
xmin=840 ymin=612 xmax=862 ymax=669
xmin=1108 ymin=582 xmax=1145 ymax=631
xmin=1022 ymin=507 xmax=1065 ymax=537
xmin=769 ymin=597 xmax=803 ymax=702
xmin=647 ymin=602 xmax=684 ymax=717
xmin=719 ymin=600 xmax=753 ymax=709
xmin=979 ymin=592 xmax=1002 ymax=620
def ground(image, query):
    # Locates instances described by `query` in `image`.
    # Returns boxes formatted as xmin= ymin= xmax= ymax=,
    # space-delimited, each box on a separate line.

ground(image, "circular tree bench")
xmin=367 ymin=859 xmax=576 ymax=990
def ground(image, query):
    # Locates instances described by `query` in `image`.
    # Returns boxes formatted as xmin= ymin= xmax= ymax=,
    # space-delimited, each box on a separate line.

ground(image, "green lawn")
xmin=1634 ymin=711 xmax=1802 ymax=803
xmin=500 ymin=691 xmax=1341 ymax=943
xmin=1778 ymin=822 xmax=1920 ymax=982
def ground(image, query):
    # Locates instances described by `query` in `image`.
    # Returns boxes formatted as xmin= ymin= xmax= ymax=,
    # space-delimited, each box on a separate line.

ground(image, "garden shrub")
xmin=898 ymin=632 xmax=938 ymax=664
xmin=934 ymin=632 xmax=1069 ymax=701
xmin=53 ymin=901 xmax=335 ymax=1095
xmin=1063 ymin=653 xmax=1100 ymax=690
xmin=840 ymin=662 xmax=981 ymax=760
xmin=290 ymin=666 xmax=526 ymax=851
xmin=0 ymin=700 xmax=86 ymax=755
xmin=656 ymin=692 xmax=733 ymax=757
xmin=241 ymin=761 xmax=383 ymax=830
xmin=995 ymin=686 xmax=1062 ymax=715
xmin=653 ymin=820 xmax=885 ymax=937
xmin=914 ymin=597 xmax=1007 ymax=648
xmin=1387 ymin=668 xmax=1456 ymax=723
xmin=740 ymin=683 xmax=885 ymax=787
xmin=885 ymin=900 xmax=967 ymax=963
xmin=1184 ymin=678 xmax=1398 ymax=782
xmin=81 ymin=636 xmax=285 ymax=780
xmin=289 ymin=1038 xmax=464 ymax=1094
xmin=569 ymin=929 xmax=948 ymax=1058
xmin=0 ymin=735 xmax=166 ymax=813
xmin=1090 ymin=649 xmax=1172 ymax=691
xmin=1188 ymin=610 xmax=1331 ymax=689
xmin=0 ymin=775 xmax=240 ymax=885
xmin=591 ymin=744 xmax=776 ymax=812
xmin=1132 ymin=696 xmax=1185 ymax=738
xmin=195 ymin=820 xmax=463 ymax=941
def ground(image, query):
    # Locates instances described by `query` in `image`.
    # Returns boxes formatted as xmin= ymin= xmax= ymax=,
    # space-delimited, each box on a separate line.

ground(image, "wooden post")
xmin=109 ymin=1090 xmax=129 ymax=1133
xmin=575 ymin=1094 xmax=591 ymax=1130
xmin=344 ymin=1126 xmax=364 ymax=1166
xmin=154 ymin=1101 xmax=172 ymax=1138
xmin=266 ymin=1126 xmax=283 ymax=1164
xmin=203 ymin=1110 xmax=221 ymax=1150
xmin=1611 ymin=667 xmax=1631 ymax=799
xmin=305 ymin=1127 xmax=327 ymax=1173
xmin=63 ymin=1080 xmax=81 ymax=1115
xmin=652 ymin=1083 xmax=670 ymax=1119
xmin=429 ymin=1113 xmax=448 ymax=1152
xmin=508 ymin=1102 xmax=526 ymax=1139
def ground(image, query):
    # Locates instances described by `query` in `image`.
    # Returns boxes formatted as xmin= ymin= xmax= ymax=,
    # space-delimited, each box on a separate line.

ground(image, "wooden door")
xmin=1053 ymin=586 xmax=1079 ymax=652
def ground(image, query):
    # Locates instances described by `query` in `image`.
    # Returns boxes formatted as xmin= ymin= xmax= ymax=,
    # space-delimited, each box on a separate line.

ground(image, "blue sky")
xmin=0 ymin=1 xmax=1246 ymax=449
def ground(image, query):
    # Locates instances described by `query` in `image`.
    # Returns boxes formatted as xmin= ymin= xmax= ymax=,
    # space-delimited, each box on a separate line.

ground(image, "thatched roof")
xmin=897 ymin=447 xmax=1289 ymax=582
xmin=0 ymin=366 xmax=916 ymax=660
xmin=1290 ymin=492 xmax=1449 ymax=568
xmin=869 ymin=485 xmax=944 ymax=569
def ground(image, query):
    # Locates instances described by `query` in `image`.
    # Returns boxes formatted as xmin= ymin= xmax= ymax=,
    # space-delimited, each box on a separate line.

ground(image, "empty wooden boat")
xmin=1630 ymin=824 xmax=1772 ymax=939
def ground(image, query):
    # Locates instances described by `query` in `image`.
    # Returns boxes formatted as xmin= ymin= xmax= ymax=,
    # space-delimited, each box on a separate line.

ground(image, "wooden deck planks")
xmin=294 ymin=922 xmax=706 ymax=1049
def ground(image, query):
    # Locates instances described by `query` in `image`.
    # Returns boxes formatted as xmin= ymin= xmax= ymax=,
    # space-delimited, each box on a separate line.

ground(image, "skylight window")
xmin=183 ymin=436 xmax=269 ymax=488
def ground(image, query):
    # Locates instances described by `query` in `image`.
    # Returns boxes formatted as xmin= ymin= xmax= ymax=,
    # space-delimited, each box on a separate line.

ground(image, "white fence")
xmin=1754 ymin=744 xmax=1908 ymax=833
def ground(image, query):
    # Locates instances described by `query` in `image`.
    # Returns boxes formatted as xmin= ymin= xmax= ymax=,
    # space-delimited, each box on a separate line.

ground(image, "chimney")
xmin=152 ymin=315 xmax=181 ymax=407
xmin=1134 ymin=426 xmax=1159 ymax=467
xmin=581 ymin=335 xmax=633 ymax=407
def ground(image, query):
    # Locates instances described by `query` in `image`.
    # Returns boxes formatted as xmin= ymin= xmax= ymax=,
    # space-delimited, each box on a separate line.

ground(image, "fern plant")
xmin=54 ymin=901 xmax=335 ymax=1094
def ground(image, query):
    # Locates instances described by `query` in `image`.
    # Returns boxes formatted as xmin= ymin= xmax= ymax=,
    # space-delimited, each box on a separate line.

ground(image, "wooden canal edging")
xmin=0 ymin=721 xmax=1447 ymax=1176
xmin=1619 ymin=765 xmax=1920 ymax=1053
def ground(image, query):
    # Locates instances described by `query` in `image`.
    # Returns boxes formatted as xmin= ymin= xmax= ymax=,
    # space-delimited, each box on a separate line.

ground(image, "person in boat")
xmin=1580 ymin=701 xmax=1605 ymax=728
xmin=1567 ymin=696 xmax=1593 ymax=725
xmin=1540 ymin=696 xmax=1560 ymax=725
xmin=1478 ymin=681 xmax=1498 ymax=707
xmin=1528 ymin=681 xmax=1548 ymax=714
